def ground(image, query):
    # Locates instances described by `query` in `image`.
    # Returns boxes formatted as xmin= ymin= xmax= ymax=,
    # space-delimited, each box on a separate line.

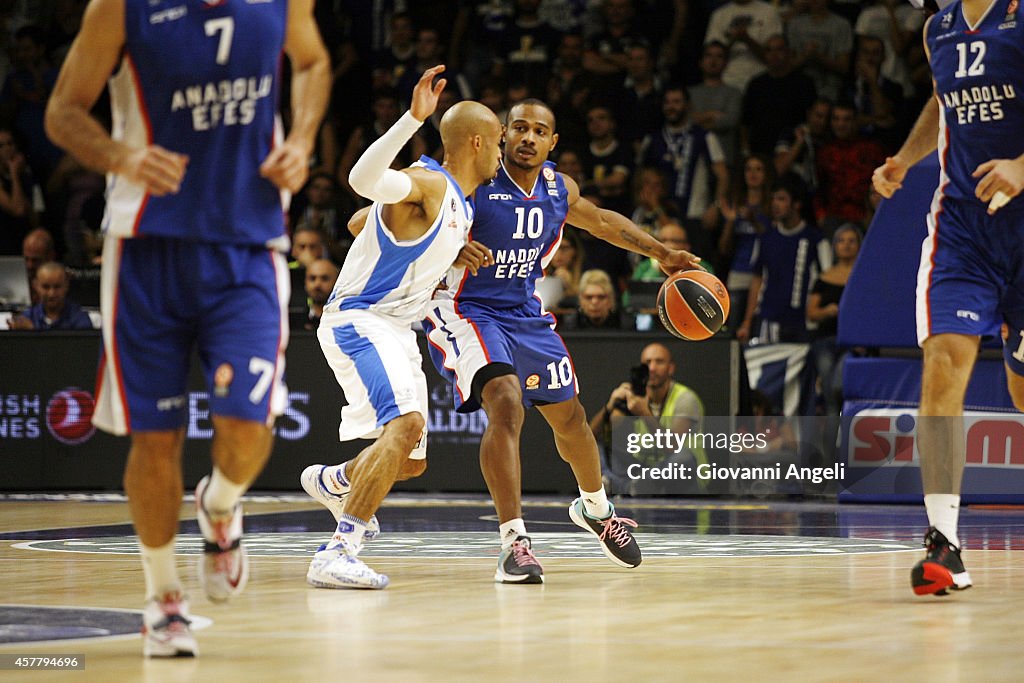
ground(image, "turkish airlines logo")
xmin=46 ymin=388 xmax=97 ymax=445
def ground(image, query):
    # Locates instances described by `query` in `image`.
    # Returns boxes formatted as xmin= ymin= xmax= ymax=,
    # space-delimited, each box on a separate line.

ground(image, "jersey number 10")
xmin=513 ymin=207 xmax=544 ymax=239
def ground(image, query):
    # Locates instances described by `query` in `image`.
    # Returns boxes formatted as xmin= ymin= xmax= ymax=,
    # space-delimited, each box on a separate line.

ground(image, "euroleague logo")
xmin=46 ymin=388 xmax=97 ymax=445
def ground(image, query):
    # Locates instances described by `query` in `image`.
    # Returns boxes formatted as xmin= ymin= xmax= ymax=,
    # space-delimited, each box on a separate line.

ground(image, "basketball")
xmin=657 ymin=270 xmax=730 ymax=341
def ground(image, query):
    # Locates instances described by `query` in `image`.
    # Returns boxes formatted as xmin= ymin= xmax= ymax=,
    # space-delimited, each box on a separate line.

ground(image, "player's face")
xmin=505 ymin=105 xmax=558 ymax=170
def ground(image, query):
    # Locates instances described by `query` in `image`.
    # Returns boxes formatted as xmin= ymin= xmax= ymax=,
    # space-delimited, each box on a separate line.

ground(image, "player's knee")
xmin=547 ymin=399 xmax=586 ymax=435
xmin=389 ymin=412 xmax=426 ymax=451
xmin=1007 ymin=376 xmax=1024 ymax=413
xmin=399 ymin=458 xmax=428 ymax=480
xmin=482 ymin=376 xmax=524 ymax=428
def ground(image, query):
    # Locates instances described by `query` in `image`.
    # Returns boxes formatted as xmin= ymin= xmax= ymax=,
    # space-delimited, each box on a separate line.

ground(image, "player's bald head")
xmin=440 ymin=101 xmax=501 ymax=149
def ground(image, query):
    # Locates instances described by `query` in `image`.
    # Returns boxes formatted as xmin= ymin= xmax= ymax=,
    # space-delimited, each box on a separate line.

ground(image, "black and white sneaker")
xmin=494 ymin=535 xmax=544 ymax=584
xmin=569 ymin=498 xmax=641 ymax=568
xmin=911 ymin=527 xmax=972 ymax=596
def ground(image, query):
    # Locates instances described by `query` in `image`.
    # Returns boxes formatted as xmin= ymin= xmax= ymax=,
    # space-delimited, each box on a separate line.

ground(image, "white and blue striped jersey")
xmin=104 ymin=0 xmax=288 ymax=246
xmin=324 ymin=157 xmax=473 ymax=325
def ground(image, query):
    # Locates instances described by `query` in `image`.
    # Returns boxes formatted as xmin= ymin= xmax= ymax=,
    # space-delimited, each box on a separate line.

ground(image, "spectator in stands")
xmin=0 ymin=126 xmax=33 ymax=256
xmin=632 ymin=222 xmax=712 ymax=282
xmin=741 ymin=34 xmax=817 ymax=158
xmin=815 ymin=101 xmax=887 ymax=232
xmin=580 ymin=103 xmax=633 ymax=215
xmin=853 ymin=0 xmax=923 ymax=98
xmin=786 ymin=0 xmax=853 ymax=105
xmin=565 ymin=269 xmax=629 ymax=331
xmin=21 ymin=227 xmax=54 ymax=302
xmin=292 ymin=172 xmax=348 ymax=264
xmin=6 ymin=260 xmax=93 ymax=330
xmin=583 ymin=0 xmax=647 ymax=88
xmin=774 ymin=98 xmax=831 ymax=201
xmin=0 ymin=25 xmax=63 ymax=183
xmin=846 ymin=35 xmax=904 ymax=153
xmin=703 ymin=0 xmax=783 ymax=92
xmin=336 ymin=88 xmax=427 ymax=207
xmin=712 ymin=153 xmax=774 ymax=329
xmin=490 ymin=0 xmax=561 ymax=98
xmin=630 ymin=164 xmax=683 ymax=265
xmin=614 ymin=42 xmax=664 ymax=147
xmin=688 ymin=40 xmax=743 ymax=170
xmin=289 ymin=227 xmax=328 ymax=270
xmin=590 ymin=341 xmax=705 ymax=494
xmin=396 ymin=26 xmax=472 ymax=105
xmin=638 ymin=85 xmax=729 ymax=258
xmin=540 ymin=227 xmax=584 ymax=310
xmin=291 ymin=258 xmax=339 ymax=332
xmin=807 ymin=223 xmax=862 ymax=415
xmin=371 ymin=12 xmax=416 ymax=91
xmin=46 ymin=153 xmax=105 ymax=268
xmin=555 ymin=147 xmax=585 ymax=187
xmin=545 ymin=32 xmax=592 ymax=152
xmin=737 ymin=176 xmax=831 ymax=344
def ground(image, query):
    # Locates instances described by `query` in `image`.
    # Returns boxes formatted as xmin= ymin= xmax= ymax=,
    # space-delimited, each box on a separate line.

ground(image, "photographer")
xmin=590 ymin=343 xmax=706 ymax=494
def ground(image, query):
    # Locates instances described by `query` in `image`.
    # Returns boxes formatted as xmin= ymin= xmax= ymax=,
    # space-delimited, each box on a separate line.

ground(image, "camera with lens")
xmin=612 ymin=364 xmax=649 ymax=414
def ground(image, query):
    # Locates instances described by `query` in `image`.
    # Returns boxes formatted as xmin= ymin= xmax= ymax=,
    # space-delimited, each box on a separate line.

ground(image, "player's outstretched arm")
xmin=45 ymin=0 xmax=188 ymax=196
xmin=562 ymin=173 xmax=701 ymax=274
xmin=348 ymin=66 xmax=447 ymax=206
xmin=260 ymin=0 xmax=331 ymax=193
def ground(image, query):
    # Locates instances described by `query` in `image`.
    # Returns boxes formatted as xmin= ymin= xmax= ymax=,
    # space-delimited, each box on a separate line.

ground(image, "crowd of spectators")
xmin=0 ymin=0 xmax=911 ymax=413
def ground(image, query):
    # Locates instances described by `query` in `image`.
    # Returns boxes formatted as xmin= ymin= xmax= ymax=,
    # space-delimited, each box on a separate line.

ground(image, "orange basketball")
xmin=657 ymin=270 xmax=730 ymax=341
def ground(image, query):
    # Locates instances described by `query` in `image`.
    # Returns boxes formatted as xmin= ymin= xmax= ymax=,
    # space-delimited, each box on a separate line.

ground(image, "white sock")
xmin=141 ymin=540 xmax=181 ymax=600
xmin=925 ymin=493 xmax=961 ymax=548
xmin=321 ymin=462 xmax=351 ymax=496
xmin=499 ymin=519 xmax=528 ymax=548
xmin=327 ymin=512 xmax=367 ymax=553
xmin=202 ymin=467 xmax=247 ymax=516
xmin=579 ymin=486 xmax=611 ymax=519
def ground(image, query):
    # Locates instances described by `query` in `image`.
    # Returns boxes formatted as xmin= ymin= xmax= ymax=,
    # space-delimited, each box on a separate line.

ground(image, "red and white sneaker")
xmin=143 ymin=592 xmax=196 ymax=658
xmin=195 ymin=475 xmax=248 ymax=603
xmin=911 ymin=527 xmax=972 ymax=596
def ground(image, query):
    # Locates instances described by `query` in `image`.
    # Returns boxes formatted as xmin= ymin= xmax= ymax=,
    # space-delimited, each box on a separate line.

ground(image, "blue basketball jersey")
xmin=104 ymin=0 xmax=288 ymax=246
xmin=927 ymin=0 xmax=1024 ymax=207
xmin=439 ymin=160 xmax=569 ymax=311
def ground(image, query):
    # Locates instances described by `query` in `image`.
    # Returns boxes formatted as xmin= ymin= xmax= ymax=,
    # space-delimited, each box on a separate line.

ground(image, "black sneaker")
xmin=568 ymin=498 xmax=641 ymax=568
xmin=494 ymin=535 xmax=544 ymax=584
xmin=911 ymin=527 xmax=972 ymax=596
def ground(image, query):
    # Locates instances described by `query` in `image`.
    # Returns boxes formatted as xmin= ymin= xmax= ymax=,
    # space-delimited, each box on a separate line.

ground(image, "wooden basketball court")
xmin=1 ymin=495 xmax=1022 ymax=681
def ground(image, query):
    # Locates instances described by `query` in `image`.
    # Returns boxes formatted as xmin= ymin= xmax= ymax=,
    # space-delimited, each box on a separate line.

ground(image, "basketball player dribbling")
xmin=420 ymin=100 xmax=698 ymax=583
xmin=873 ymin=0 xmax=1024 ymax=596
xmin=45 ymin=0 xmax=330 ymax=656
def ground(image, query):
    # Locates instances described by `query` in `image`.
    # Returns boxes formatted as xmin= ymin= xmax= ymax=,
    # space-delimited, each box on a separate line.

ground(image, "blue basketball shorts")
xmin=93 ymin=236 xmax=290 ymax=434
xmin=916 ymin=198 xmax=1024 ymax=376
xmin=423 ymin=299 xmax=579 ymax=413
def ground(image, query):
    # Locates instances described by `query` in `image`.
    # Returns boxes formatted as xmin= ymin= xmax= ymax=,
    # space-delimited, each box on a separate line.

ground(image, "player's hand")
xmin=454 ymin=240 xmax=494 ymax=275
xmin=118 ymin=145 xmax=188 ymax=196
xmin=409 ymin=65 xmax=447 ymax=122
xmin=658 ymin=249 xmax=703 ymax=276
xmin=872 ymin=155 xmax=908 ymax=198
xmin=260 ymin=140 xmax=311 ymax=193
xmin=972 ymin=158 xmax=1024 ymax=214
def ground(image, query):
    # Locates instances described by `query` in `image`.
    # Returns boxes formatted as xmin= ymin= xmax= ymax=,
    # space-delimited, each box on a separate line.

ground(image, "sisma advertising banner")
xmin=840 ymin=356 xmax=1024 ymax=503
xmin=2 ymin=331 xmax=737 ymax=493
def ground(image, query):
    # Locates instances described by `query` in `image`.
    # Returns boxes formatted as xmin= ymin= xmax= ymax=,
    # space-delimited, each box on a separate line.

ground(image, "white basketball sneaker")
xmin=143 ymin=592 xmax=197 ymax=658
xmin=300 ymin=464 xmax=380 ymax=540
xmin=196 ymin=475 xmax=249 ymax=603
xmin=306 ymin=539 xmax=389 ymax=590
